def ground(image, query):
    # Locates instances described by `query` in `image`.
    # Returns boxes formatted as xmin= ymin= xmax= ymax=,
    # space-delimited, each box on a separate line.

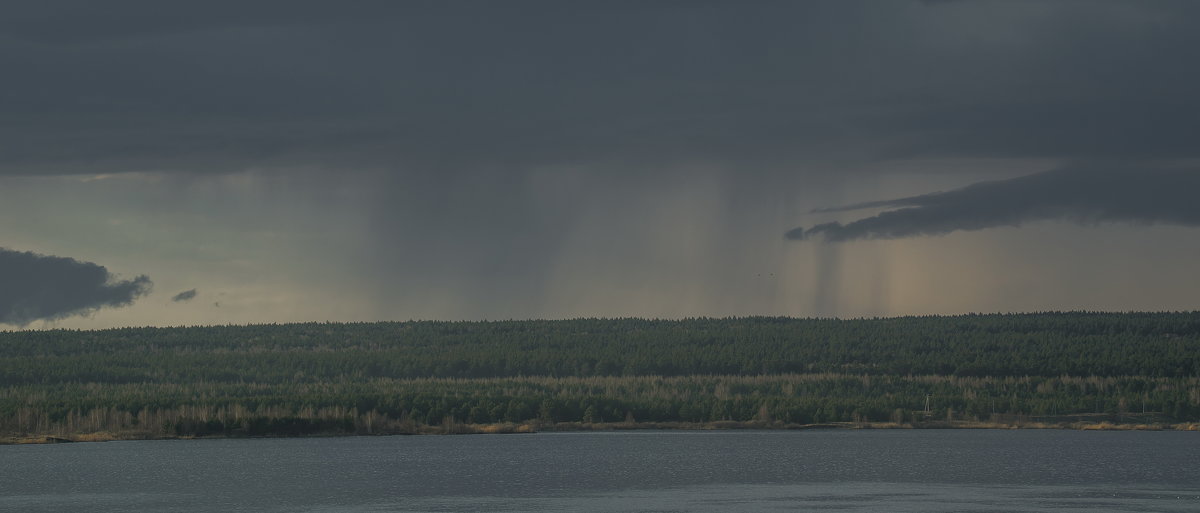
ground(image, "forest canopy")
xmin=2 ymin=312 xmax=1198 ymax=438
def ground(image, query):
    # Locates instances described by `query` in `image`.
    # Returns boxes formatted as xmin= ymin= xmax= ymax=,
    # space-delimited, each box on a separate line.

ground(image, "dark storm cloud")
xmin=0 ymin=248 xmax=151 ymax=325
xmin=787 ymin=166 xmax=1200 ymax=242
xmin=1 ymin=1 xmax=1199 ymax=176
xmin=171 ymin=289 xmax=197 ymax=302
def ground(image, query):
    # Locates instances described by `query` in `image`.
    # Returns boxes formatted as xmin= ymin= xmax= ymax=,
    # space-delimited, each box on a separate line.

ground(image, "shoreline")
xmin=5 ymin=419 xmax=1198 ymax=445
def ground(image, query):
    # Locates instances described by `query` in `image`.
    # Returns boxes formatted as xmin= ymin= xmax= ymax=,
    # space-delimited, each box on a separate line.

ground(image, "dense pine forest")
xmin=3 ymin=312 xmax=1199 ymax=440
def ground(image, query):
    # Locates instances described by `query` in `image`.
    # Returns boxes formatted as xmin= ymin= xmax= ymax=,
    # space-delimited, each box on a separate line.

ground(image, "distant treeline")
xmin=2 ymin=313 xmax=1199 ymax=438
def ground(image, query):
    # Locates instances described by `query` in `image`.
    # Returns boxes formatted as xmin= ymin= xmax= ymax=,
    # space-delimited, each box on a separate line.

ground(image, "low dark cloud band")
xmin=788 ymin=167 xmax=1200 ymax=242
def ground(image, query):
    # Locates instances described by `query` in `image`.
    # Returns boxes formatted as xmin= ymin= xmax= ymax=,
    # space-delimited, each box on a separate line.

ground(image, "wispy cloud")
xmin=171 ymin=289 xmax=197 ymax=302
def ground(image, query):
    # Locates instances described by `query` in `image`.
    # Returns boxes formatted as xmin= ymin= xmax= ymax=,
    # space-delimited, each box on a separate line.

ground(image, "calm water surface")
xmin=1 ymin=430 xmax=1197 ymax=512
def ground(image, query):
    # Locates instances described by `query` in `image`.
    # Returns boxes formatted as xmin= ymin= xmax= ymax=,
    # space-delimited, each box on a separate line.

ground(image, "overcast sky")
xmin=3 ymin=0 xmax=1199 ymax=328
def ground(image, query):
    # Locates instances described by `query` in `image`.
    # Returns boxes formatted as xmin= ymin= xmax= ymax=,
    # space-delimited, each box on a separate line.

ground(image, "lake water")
xmin=1 ymin=430 xmax=1197 ymax=512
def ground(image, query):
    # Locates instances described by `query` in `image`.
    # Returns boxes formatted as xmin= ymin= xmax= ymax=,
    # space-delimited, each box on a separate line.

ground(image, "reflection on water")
xmin=2 ymin=430 xmax=1198 ymax=512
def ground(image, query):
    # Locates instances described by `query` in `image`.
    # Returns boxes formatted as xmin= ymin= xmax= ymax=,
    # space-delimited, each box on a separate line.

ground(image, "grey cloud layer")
xmin=3 ymin=1 xmax=1200 ymax=324
xmin=0 ymin=248 xmax=151 ymax=325
xmin=2 ymin=1 xmax=1199 ymax=176
xmin=788 ymin=167 xmax=1200 ymax=242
